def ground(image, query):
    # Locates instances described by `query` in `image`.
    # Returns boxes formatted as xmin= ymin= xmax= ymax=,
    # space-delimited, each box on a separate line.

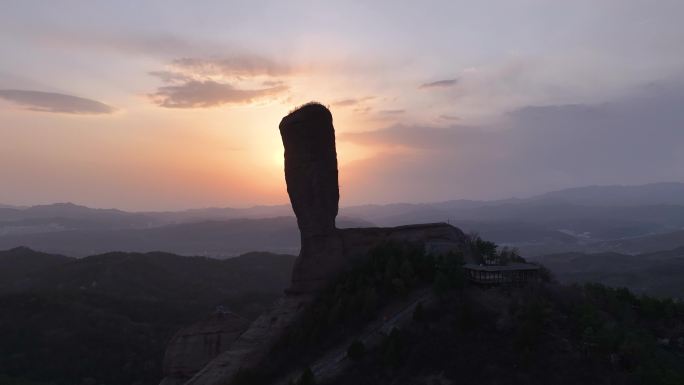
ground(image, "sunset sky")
xmin=1 ymin=1 xmax=684 ymax=210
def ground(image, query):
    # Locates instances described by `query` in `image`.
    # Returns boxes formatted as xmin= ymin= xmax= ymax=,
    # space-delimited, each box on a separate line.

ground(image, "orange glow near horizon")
xmin=0 ymin=44 xmax=419 ymax=210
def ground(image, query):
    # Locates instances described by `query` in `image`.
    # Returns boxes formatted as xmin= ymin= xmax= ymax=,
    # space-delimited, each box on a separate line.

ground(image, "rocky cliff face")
xmin=159 ymin=310 xmax=250 ymax=385
xmin=184 ymin=295 xmax=313 ymax=385
xmin=279 ymin=103 xmax=467 ymax=293
xmin=279 ymin=103 xmax=339 ymax=237
xmin=279 ymin=103 xmax=342 ymax=293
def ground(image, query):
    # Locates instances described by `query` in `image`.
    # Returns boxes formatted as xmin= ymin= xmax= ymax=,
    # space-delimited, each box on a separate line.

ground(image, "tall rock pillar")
xmin=279 ymin=103 xmax=342 ymax=293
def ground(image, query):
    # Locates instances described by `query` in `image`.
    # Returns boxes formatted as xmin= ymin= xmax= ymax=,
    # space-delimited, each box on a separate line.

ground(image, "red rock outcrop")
xmin=159 ymin=310 xmax=249 ymax=385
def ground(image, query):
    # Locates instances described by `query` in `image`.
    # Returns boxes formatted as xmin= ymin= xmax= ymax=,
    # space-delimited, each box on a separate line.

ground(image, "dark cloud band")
xmin=149 ymin=80 xmax=287 ymax=108
xmin=0 ymin=89 xmax=115 ymax=114
xmin=419 ymin=78 xmax=459 ymax=89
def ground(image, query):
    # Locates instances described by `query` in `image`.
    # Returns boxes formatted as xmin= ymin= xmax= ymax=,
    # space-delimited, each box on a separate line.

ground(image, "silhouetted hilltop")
xmin=0 ymin=202 xmax=153 ymax=225
xmin=534 ymin=247 xmax=684 ymax=299
xmin=0 ymin=246 xmax=72 ymax=288
xmin=0 ymin=247 xmax=296 ymax=385
xmin=1 ymin=248 xmax=295 ymax=307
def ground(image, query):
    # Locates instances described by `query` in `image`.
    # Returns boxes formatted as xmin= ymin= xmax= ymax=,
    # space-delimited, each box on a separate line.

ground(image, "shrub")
xmin=412 ymin=302 xmax=426 ymax=323
xmin=296 ymin=367 xmax=315 ymax=385
xmin=347 ymin=339 xmax=366 ymax=361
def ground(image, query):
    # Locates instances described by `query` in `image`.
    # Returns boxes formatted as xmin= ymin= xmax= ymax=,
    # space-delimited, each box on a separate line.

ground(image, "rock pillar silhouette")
xmin=279 ymin=103 xmax=342 ymax=292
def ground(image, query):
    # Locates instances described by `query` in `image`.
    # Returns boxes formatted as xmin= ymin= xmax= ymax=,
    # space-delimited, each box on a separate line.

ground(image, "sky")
xmin=1 ymin=0 xmax=683 ymax=210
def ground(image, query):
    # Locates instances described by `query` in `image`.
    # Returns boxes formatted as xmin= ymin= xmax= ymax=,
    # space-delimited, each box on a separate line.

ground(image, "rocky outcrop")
xmin=159 ymin=310 xmax=250 ymax=385
xmin=184 ymin=295 xmax=313 ymax=385
xmin=279 ymin=103 xmax=339 ymax=237
xmin=177 ymin=103 xmax=468 ymax=385
xmin=279 ymin=103 xmax=467 ymax=293
xmin=338 ymin=223 xmax=468 ymax=261
xmin=279 ymin=103 xmax=342 ymax=293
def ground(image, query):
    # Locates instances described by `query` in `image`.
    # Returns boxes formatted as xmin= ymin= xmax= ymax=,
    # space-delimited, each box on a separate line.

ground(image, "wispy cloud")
xmin=149 ymin=80 xmax=287 ymax=108
xmin=148 ymin=70 xmax=192 ymax=84
xmin=332 ymin=96 xmax=375 ymax=107
xmin=0 ymin=89 xmax=115 ymax=114
xmin=378 ymin=109 xmax=405 ymax=115
xmin=171 ymin=56 xmax=291 ymax=77
xmin=439 ymin=114 xmax=460 ymax=121
xmin=419 ymin=78 xmax=459 ymax=89
xmin=148 ymin=54 xmax=292 ymax=108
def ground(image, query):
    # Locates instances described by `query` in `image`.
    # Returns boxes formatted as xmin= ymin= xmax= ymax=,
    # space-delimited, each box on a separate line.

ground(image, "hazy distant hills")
xmin=2 ymin=182 xmax=684 ymax=257
xmin=341 ymin=182 xmax=684 ymax=224
xmin=0 ymin=202 xmax=153 ymax=227
xmin=530 ymin=182 xmax=684 ymax=206
xmin=0 ymin=247 xmax=295 ymax=385
xmin=0 ymin=217 xmax=301 ymax=257
xmin=533 ymin=247 xmax=684 ymax=299
xmin=0 ymin=246 xmax=295 ymax=316
xmin=592 ymin=229 xmax=684 ymax=255
xmin=0 ymin=216 xmax=371 ymax=257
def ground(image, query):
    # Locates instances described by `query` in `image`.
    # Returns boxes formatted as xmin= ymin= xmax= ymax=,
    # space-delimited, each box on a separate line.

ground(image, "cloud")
xmin=148 ymin=54 xmax=293 ymax=108
xmin=332 ymin=96 xmax=375 ymax=107
xmin=340 ymin=82 xmax=684 ymax=202
xmin=262 ymin=80 xmax=285 ymax=87
xmin=439 ymin=114 xmax=460 ymax=121
xmin=0 ymin=89 xmax=115 ymax=114
xmin=148 ymin=70 xmax=192 ymax=84
xmin=378 ymin=109 xmax=405 ymax=115
xmin=149 ymin=80 xmax=287 ymax=108
xmin=171 ymin=56 xmax=291 ymax=77
xmin=419 ymin=78 xmax=459 ymax=89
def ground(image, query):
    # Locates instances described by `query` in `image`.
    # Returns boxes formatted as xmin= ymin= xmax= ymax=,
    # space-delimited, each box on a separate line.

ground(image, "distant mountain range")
xmin=532 ymin=246 xmax=684 ymax=299
xmin=2 ymin=182 xmax=684 ymax=257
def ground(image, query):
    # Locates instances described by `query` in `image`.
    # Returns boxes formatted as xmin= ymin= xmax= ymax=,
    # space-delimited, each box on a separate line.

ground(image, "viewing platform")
xmin=464 ymin=263 xmax=540 ymax=286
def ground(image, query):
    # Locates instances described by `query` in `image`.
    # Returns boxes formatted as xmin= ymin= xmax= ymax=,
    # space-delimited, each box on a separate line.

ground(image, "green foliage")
xmin=467 ymin=233 xmax=526 ymax=265
xmin=0 ymin=375 xmax=56 ymax=385
xmin=331 ymin=280 xmax=684 ymax=385
xmin=347 ymin=339 xmax=366 ymax=361
xmin=568 ymin=283 xmax=684 ymax=383
xmin=533 ymin=263 xmax=555 ymax=283
xmin=295 ymin=367 xmax=316 ymax=385
xmin=0 ymin=291 xmax=191 ymax=385
xmin=380 ymin=328 xmax=404 ymax=368
xmin=467 ymin=233 xmax=498 ymax=264
xmin=433 ymin=252 xmax=465 ymax=297
xmin=280 ymin=242 xmax=451 ymax=349
xmin=232 ymin=368 xmax=264 ymax=385
xmin=412 ymin=302 xmax=425 ymax=323
xmin=0 ymin=254 xmax=291 ymax=385
xmin=270 ymin=242 xmax=470 ymax=383
xmin=513 ymin=297 xmax=552 ymax=349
